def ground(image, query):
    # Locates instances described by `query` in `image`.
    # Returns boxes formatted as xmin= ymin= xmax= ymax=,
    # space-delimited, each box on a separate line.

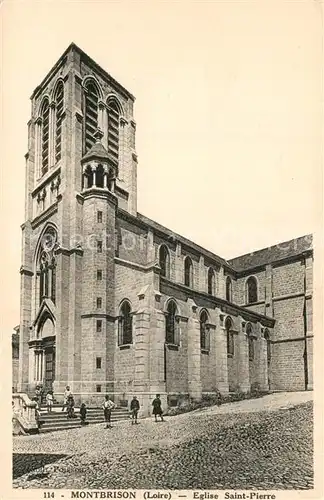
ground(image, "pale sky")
xmin=0 ymin=0 xmax=322 ymax=332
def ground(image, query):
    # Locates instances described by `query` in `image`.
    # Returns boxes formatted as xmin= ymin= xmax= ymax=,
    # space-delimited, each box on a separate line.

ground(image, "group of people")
xmin=34 ymin=385 xmax=166 ymax=427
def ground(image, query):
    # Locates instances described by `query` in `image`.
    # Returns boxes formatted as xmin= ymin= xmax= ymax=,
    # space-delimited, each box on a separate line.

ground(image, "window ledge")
xmin=201 ymin=349 xmax=210 ymax=355
xmin=118 ymin=343 xmax=132 ymax=350
xmin=227 ymin=353 xmax=234 ymax=358
xmin=165 ymin=343 xmax=179 ymax=351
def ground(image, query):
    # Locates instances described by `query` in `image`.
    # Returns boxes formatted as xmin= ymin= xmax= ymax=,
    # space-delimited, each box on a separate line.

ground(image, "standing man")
xmin=102 ymin=395 xmax=116 ymax=429
xmin=152 ymin=394 xmax=164 ymax=422
xmin=62 ymin=385 xmax=72 ymax=412
xmin=130 ymin=396 xmax=140 ymax=425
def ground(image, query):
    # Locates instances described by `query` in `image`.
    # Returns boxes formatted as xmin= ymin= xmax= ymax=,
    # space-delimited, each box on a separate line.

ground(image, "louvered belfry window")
xmin=108 ymin=100 xmax=120 ymax=162
xmin=84 ymin=82 xmax=99 ymax=152
xmin=55 ymin=82 xmax=64 ymax=162
xmin=41 ymin=100 xmax=50 ymax=175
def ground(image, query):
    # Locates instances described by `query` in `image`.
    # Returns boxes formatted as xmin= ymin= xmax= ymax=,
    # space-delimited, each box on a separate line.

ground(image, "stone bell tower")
xmin=18 ymin=43 xmax=137 ymax=400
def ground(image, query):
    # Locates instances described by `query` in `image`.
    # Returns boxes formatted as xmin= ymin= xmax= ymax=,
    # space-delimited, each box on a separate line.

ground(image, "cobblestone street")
xmin=13 ymin=392 xmax=313 ymax=490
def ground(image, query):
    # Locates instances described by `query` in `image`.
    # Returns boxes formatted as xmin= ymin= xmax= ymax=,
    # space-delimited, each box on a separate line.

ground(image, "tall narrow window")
xmin=226 ymin=276 xmax=232 ymax=302
xmin=264 ymin=329 xmax=271 ymax=366
xmin=159 ymin=245 xmax=170 ymax=279
xmin=97 ymin=211 xmax=103 ymax=223
xmin=246 ymin=323 xmax=254 ymax=361
xmin=118 ymin=301 xmax=133 ymax=345
xmin=97 ymin=241 xmax=103 ymax=253
xmin=37 ymin=227 xmax=57 ymax=305
xmin=246 ymin=277 xmax=258 ymax=304
xmin=200 ymin=310 xmax=210 ymax=350
xmin=55 ymin=82 xmax=64 ymax=162
xmin=225 ymin=317 xmax=234 ymax=356
xmin=165 ymin=300 xmax=178 ymax=345
xmin=107 ymin=100 xmax=120 ymax=163
xmin=41 ymin=100 xmax=50 ymax=175
xmin=96 ymin=357 xmax=102 ymax=369
xmin=84 ymin=82 xmax=99 ymax=152
xmin=97 ymin=270 xmax=103 ymax=280
xmin=184 ymin=257 xmax=193 ymax=287
xmin=208 ymin=268 xmax=215 ymax=295
xmin=96 ymin=297 xmax=102 ymax=309
xmin=96 ymin=320 xmax=102 ymax=332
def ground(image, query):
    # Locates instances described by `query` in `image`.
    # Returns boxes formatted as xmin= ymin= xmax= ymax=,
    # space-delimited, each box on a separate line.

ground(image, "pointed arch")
xmin=184 ymin=256 xmax=193 ymax=287
xmin=54 ymin=80 xmax=64 ymax=163
xmin=165 ymin=299 xmax=179 ymax=345
xmin=83 ymin=78 xmax=101 ymax=152
xmin=40 ymin=97 xmax=50 ymax=175
xmin=207 ymin=267 xmax=216 ymax=295
xmin=225 ymin=316 xmax=234 ymax=356
xmin=246 ymin=322 xmax=254 ymax=361
xmin=159 ymin=244 xmax=170 ymax=279
xmin=246 ymin=276 xmax=258 ymax=304
xmin=34 ymin=225 xmax=58 ymax=306
xmin=225 ymin=276 xmax=232 ymax=302
xmin=200 ymin=309 xmax=210 ymax=350
xmin=107 ymin=96 xmax=121 ymax=163
xmin=118 ymin=299 xmax=133 ymax=345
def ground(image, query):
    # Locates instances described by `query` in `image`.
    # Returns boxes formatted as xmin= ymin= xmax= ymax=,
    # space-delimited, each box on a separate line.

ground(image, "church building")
xmin=18 ymin=43 xmax=313 ymax=415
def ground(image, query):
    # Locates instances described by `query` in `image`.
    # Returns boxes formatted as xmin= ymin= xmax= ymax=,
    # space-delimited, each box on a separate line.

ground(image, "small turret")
xmin=81 ymin=129 xmax=117 ymax=192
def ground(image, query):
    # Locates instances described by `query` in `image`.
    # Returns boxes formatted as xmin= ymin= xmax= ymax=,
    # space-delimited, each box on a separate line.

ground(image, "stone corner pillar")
xmin=256 ymin=328 xmax=269 ymax=392
xmin=187 ymin=298 xmax=202 ymax=400
xmin=215 ymin=311 xmax=229 ymax=394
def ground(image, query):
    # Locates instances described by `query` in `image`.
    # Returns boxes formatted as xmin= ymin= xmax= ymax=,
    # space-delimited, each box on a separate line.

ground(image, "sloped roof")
xmin=81 ymin=142 xmax=109 ymax=162
xmin=228 ymin=234 xmax=313 ymax=272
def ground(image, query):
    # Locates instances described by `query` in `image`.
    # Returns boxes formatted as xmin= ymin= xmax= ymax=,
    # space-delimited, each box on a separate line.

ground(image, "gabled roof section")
xmin=31 ymin=42 xmax=135 ymax=101
xmin=136 ymin=212 xmax=233 ymax=271
xmin=81 ymin=141 xmax=109 ymax=163
xmin=228 ymin=234 xmax=313 ymax=272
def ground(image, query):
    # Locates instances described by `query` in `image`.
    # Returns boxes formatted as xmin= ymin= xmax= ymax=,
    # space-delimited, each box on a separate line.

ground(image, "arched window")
xmin=246 ymin=276 xmax=258 ymax=304
xmin=226 ymin=276 xmax=232 ymax=302
xmin=200 ymin=310 xmax=210 ymax=350
xmin=159 ymin=245 xmax=170 ymax=279
xmin=118 ymin=301 xmax=133 ymax=345
xmin=165 ymin=300 xmax=178 ymax=345
xmin=84 ymin=82 xmax=99 ymax=152
xmin=246 ymin=323 xmax=254 ymax=361
xmin=107 ymin=100 xmax=120 ymax=163
xmin=96 ymin=164 xmax=105 ymax=188
xmin=184 ymin=257 xmax=193 ymax=287
xmin=54 ymin=82 xmax=64 ymax=163
xmin=208 ymin=268 xmax=215 ymax=295
xmin=38 ymin=227 xmax=57 ymax=305
xmin=225 ymin=317 xmax=234 ymax=356
xmin=41 ymin=99 xmax=50 ymax=175
xmin=264 ymin=329 xmax=271 ymax=366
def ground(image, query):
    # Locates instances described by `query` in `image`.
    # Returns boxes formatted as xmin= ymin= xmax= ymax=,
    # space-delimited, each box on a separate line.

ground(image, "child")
xmin=152 ymin=394 xmax=164 ymax=422
xmin=46 ymin=391 xmax=53 ymax=413
xmin=66 ymin=394 xmax=76 ymax=419
xmin=130 ymin=395 xmax=140 ymax=425
xmin=102 ymin=395 xmax=116 ymax=429
xmin=80 ymin=403 xmax=87 ymax=425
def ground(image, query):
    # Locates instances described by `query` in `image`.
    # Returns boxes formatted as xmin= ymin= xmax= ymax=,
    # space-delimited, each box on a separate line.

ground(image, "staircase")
xmin=38 ymin=405 xmax=130 ymax=433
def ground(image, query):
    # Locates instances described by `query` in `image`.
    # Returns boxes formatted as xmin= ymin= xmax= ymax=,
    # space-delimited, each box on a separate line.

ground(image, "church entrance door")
xmin=44 ymin=347 xmax=55 ymax=393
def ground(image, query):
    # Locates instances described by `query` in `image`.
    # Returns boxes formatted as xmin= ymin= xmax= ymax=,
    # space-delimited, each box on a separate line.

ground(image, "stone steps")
xmin=38 ymin=407 xmax=130 ymax=433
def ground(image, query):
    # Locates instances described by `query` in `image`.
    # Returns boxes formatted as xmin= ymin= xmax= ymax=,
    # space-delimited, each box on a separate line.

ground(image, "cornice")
xmin=31 ymin=203 xmax=58 ymax=230
xmin=160 ymin=277 xmax=275 ymax=328
xmin=32 ymin=166 xmax=61 ymax=197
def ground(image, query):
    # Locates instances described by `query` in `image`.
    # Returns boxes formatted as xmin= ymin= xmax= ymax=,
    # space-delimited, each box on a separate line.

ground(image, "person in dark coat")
xmin=152 ymin=394 xmax=164 ymax=422
xmin=130 ymin=396 xmax=140 ymax=425
xmin=66 ymin=394 xmax=76 ymax=419
xmin=80 ymin=403 xmax=87 ymax=425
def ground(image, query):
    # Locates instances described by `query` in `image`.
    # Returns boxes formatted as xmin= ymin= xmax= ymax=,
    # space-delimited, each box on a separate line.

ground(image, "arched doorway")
xmin=38 ymin=314 xmax=56 ymax=393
